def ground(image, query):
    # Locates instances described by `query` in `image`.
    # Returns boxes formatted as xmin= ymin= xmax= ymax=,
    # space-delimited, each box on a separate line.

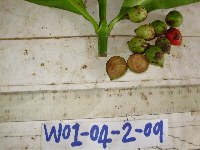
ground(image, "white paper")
xmin=41 ymin=119 xmax=168 ymax=149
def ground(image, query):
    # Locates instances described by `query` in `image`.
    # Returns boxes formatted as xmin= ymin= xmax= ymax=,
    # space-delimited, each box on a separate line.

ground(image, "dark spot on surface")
xmin=134 ymin=6 xmax=139 ymax=9
xmin=31 ymin=137 xmax=35 ymax=140
xmin=24 ymin=50 xmax=28 ymax=55
xmin=140 ymin=92 xmax=148 ymax=100
xmin=40 ymin=63 xmax=44 ymax=66
xmin=156 ymin=38 xmax=161 ymax=43
xmin=81 ymin=65 xmax=87 ymax=69
xmin=32 ymin=73 xmax=36 ymax=76
xmin=154 ymin=52 xmax=163 ymax=60
xmin=83 ymin=1 xmax=87 ymax=8
xmin=125 ymin=14 xmax=130 ymax=19
xmin=162 ymin=26 xmax=167 ymax=31
xmin=134 ymin=28 xmax=137 ymax=33
xmin=167 ymin=28 xmax=174 ymax=33
xmin=174 ymin=33 xmax=180 ymax=40
xmin=151 ymin=61 xmax=157 ymax=64
xmin=162 ymin=43 xmax=171 ymax=53
xmin=65 ymin=68 xmax=68 ymax=70
xmin=166 ymin=19 xmax=177 ymax=26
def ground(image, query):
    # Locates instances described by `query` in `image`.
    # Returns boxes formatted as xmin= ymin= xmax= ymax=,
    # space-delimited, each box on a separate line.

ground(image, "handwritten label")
xmin=41 ymin=119 xmax=168 ymax=149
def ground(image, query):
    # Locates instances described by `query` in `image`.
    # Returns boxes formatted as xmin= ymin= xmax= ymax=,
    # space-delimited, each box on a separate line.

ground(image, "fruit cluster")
xmin=106 ymin=5 xmax=183 ymax=80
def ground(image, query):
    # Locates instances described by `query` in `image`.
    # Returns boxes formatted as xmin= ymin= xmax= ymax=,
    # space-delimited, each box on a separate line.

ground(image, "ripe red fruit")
xmin=165 ymin=28 xmax=182 ymax=45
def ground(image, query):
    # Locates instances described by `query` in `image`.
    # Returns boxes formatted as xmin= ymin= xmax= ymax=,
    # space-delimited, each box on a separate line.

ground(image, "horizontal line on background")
xmin=0 ymin=35 xmax=97 ymax=40
xmin=1 ymin=77 xmax=200 ymax=88
xmin=0 ymin=35 xmax=140 ymax=41
xmin=0 ymin=35 xmax=198 ymax=41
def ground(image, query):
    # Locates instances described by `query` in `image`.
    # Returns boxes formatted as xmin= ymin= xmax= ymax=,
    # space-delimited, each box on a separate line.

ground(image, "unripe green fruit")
xmin=165 ymin=10 xmax=183 ymax=27
xmin=135 ymin=24 xmax=155 ymax=41
xmin=155 ymin=37 xmax=171 ymax=54
xmin=145 ymin=45 xmax=164 ymax=67
xmin=128 ymin=37 xmax=148 ymax=53
xmin=126 ymin=5 xmax=148 ymax=23
xmin=106 ymin=56 xmax=128 ymax=80
xmin=151 ymin=20 xmax=167 ymax=36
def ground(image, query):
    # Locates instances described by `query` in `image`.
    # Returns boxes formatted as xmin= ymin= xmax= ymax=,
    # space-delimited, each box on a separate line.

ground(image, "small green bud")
xmin=165 ymin=10 xmax=183 ymax=27
xmin=126 ymin=5 xmax=148 ymax=23
xmin=135 ymin=24 xmax=155 ymax=41
xmin=151 ymin=20 xmax=167 ymax=36
xmin=128 ymin=37 xmax=148 ymax=53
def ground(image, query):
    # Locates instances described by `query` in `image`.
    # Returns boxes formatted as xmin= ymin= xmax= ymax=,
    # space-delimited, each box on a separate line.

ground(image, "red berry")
xmin=165 ymin=28 xmax=182 ymax=45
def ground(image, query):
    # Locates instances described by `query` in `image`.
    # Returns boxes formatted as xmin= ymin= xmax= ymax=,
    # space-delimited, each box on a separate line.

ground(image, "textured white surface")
xmin=1 ymin=37 xmax=200 ymax=92
xmin=0 ymin=0 xmax=200 ymax=149
xmin=1 ymin=1 xmax=200 ymax=92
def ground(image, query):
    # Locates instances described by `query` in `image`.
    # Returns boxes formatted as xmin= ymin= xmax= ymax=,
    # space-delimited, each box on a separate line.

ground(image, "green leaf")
xmin=122 ymin=0 xmax=200 ymax=12
xmin=25 ymin=0 xmax=86 ymax=15
xmin=25 ymin=0 xmax=99 ymax=31
xmin=109 ymin=0 xmax=200 ymax=30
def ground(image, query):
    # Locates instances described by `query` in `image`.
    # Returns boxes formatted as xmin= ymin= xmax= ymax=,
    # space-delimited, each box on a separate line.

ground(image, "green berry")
xmin=145 ymin=45 xmax=164 ymax=67
xmin=126 ymin=5 xmax=148 ymax=23
xmin=128 ymin=37 xmax=148 ymax=53
xmin=135 ymin=24 xmax=155 ymax=41
xmin=165 ymin=10 xmax=183 ymax=27
xmin=151 ymin=20 xmax=167 ymax=36
xmin=155 ymin=37 xmax=171 ymax=54
xmin=106 ymin=56 xmax=128 ymax=80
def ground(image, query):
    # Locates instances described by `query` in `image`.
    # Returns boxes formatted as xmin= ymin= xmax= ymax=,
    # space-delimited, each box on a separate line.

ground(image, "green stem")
xmin=98 ymin=0 xmax=107 ymax=24
xmin=97 ymin=0 xmax=110 ymax=57
xmin=98 ymin=34 xmax=108 ymax=57
xmin=109 ymin=15 xmax=123 ymax=31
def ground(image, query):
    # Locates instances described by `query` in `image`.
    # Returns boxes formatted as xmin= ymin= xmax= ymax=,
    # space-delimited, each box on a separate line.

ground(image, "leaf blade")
xmin=125 ymin=0 xmax=200 ymax=12
xmin=25 ymin=0 xmax=85 ymax=15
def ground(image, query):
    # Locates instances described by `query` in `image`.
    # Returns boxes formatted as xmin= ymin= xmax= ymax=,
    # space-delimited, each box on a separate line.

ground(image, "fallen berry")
xmin=128 ymin=37 xmax=149 ymax=53
xmin=165 ymin=28 xmax=182 ymax=45
xmin=151 ymin=20 xmax=167 ymax=36
xmin=135 ymin=24 xmax=155 ymax=41
xmin=127 ymin=54 xmax=149 ymax=73
xmin=165 ymin=10 xmax=183 ymax=27
xmin=106 ymin=56 xmax=128 ymax=80
xmin=145 ymin=45 xmax=164 ymax=67
xmin=126 ymin=5 xmax=148 ymax=23
xmin=155 ymin=36 xmax=171 ymax=54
